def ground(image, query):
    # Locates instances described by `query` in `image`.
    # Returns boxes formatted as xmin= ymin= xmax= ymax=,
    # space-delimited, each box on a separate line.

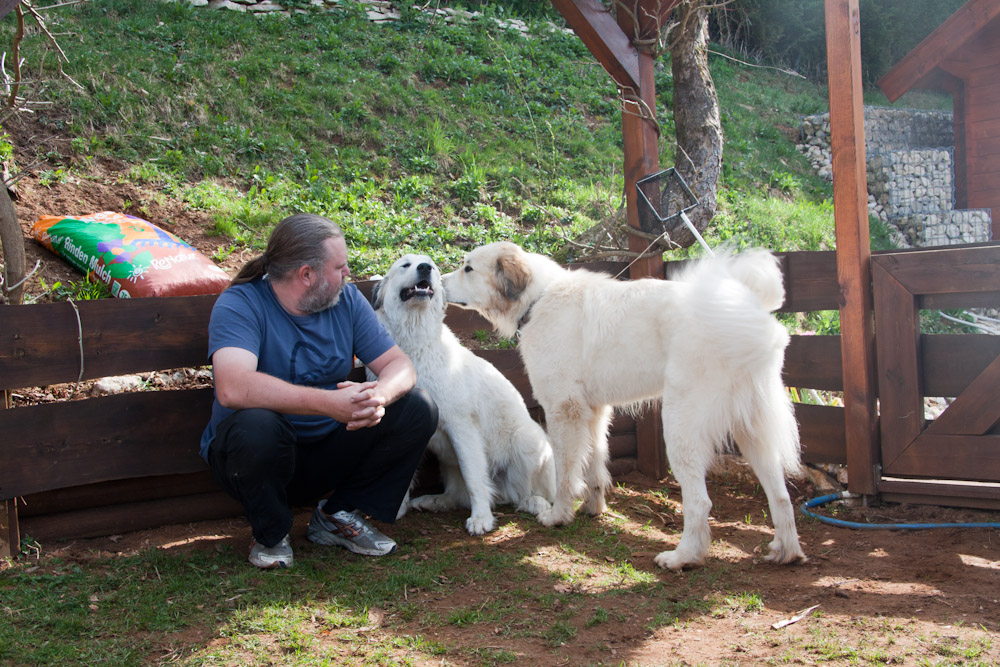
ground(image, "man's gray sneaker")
xmin=306 ymin=504 xmax=397 ymax=556
xmin=248 ymin=534 xmax=293 ymax=569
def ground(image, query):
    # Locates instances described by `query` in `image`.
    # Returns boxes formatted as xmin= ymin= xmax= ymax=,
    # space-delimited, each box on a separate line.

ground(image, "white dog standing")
xmin=372 ymin=253 xmax=555 ymax=535
xmin=441 ymin=242 xmax=806 ymax=570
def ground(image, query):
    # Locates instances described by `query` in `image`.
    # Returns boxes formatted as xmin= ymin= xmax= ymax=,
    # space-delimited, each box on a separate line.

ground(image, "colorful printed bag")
xmin=31 ymin=211 xmax=231 ymax=298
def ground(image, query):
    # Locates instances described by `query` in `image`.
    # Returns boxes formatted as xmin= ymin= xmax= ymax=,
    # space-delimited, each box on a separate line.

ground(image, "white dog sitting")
xmin=371 ymin=253 xmax=555 ymax=535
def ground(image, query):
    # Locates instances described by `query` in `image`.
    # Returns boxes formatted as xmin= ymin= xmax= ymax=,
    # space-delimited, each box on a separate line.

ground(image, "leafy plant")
xmin=38 ymin=274 xmax=112 ymax=301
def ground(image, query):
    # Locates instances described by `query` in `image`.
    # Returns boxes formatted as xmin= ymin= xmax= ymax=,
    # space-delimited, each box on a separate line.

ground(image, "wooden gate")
xmin=872 ymin=243 xmax=1000 ymax=508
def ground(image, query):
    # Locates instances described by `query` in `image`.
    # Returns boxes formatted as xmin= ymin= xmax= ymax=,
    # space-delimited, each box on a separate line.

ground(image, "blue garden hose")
xmin=800 ymin=491 xmax=1000 ymax=530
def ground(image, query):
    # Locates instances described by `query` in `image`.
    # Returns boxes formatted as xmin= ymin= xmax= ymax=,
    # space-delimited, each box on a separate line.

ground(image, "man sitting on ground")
xmin=199 ymin=213 xmax=438 ymax=569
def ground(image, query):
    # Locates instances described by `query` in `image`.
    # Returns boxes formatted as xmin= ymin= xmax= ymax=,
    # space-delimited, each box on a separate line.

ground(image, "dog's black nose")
xmin=417 ymin=262 xmax=432 ymax=276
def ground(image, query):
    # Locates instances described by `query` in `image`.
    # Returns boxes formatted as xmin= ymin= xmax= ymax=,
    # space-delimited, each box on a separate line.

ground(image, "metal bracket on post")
xmin=636 ymin=167 xmax=713 ymax=255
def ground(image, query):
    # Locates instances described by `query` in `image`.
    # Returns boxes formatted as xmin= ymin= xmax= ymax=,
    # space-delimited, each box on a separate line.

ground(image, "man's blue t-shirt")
xmin=199 ymin=279 xmax=396 ymax=460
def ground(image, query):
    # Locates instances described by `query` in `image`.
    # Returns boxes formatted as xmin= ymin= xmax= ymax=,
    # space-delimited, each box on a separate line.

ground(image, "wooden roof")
xmin=877 ymin=0 xmax=1000 ymax=101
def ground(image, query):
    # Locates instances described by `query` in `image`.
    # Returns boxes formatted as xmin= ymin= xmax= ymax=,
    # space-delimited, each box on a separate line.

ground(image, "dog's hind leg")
xmin=580 ymin=405 xmax=613 ymax=517
xmin=734 ymin=410 xmax=807 ymax=565
xmin=409 ymin=432 xmax=468 ymax=513
xmin=536 ymin=398 xmax=592 ymax=527
xmin=409 ymin=462 xmax=465 ymax=512
xmin=500 ymin=430 xmax=553 ymax=518
xmin=654 ymin=406 xmax=716 ymax=571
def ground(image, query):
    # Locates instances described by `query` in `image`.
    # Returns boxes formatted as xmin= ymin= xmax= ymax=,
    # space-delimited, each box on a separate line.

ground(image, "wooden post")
xmin=1 ymin=500 xmax=19 ymax=560
xmin=550 ymin=1 xmax=669 ymax=479
xmin=621 ymin=47 xmax=667 ymax=479
xmin=1 ymin=390 xmax=18 ymax=558
xmin=824 ymin=0 xmax=880 ymax=495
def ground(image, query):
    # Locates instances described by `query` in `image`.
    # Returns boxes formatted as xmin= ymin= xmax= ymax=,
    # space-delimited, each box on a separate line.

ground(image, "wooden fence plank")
xmin=872 ymin=259 xmax=923 ymax=470
xmin=876 ymin=245 xmax=1000 ymax=295
xmin=1 ymin=500 xmax=17 ymax=558
xmin=922 ymin=334 xmax=1000 ymax=397
xmin=882 ymin=434 xmax=1000 ymax=481
xmin=21 ymin=491 xmax=243 ymax=542
xmin=0 ymin=295 xmax=217 ymax=390
xmin=925 ymin=355 xmax=1000 ymax=435
xmin=18 ymin=471 xmax=219 ymax=517
xmin=795 ymin=403 xmax=848 ymax=465
xmin=779 ymin=251 xmax=840 ymax=312
xmin=0 ymin=388 xmax=212 ymax=499
xmin=878 ymin=477 xmax=1000 ymax=510
xmin=784 ymin=335 xmax=843 ymax=390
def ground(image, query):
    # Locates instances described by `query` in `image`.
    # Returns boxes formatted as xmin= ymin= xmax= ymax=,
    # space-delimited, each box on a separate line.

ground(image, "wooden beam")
xmin=824 ymin=0 xmax=879 ymax=495
xmin=876 ymin=0 xmax=1000 ymax=102
xmin=550 ymin=0 xmax=640 ymax=90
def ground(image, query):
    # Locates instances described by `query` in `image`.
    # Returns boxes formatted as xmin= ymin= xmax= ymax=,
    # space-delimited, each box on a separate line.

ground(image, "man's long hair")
xmin=232 ymin=213 xmax=344 ymax=286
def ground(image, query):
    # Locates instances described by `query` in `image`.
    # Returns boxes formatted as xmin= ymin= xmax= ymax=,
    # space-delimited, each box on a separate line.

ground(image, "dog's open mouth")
xmin=400 ymin=280 xmax=434 ymax=302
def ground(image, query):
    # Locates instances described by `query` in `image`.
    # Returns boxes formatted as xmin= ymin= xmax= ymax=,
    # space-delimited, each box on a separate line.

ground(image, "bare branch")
xmin=4 ymin=4 xmax=23 ymax=109
xmin=707 ymin=48 xmax=806 ymax=79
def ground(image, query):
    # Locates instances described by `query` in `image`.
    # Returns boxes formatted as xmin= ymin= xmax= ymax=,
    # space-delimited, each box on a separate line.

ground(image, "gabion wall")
xmin=798 ymin=107 xmax=992 ymax=249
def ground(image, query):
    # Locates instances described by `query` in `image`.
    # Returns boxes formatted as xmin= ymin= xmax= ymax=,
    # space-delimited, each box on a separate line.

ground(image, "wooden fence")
xmin=1 ymin=251 xmax=845 ymax=553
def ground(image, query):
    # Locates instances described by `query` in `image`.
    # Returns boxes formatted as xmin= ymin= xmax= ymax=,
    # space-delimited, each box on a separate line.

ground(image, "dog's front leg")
xmin=536 ymin=399 xmax=592 ymax=527
xmin=446 ymin=423 xmax=498 ymax=535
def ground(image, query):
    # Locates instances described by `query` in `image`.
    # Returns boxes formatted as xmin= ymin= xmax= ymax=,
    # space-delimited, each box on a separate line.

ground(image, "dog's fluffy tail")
xmin=673 ymin=249 xmax=801 ymax=476
xmin=673 ymin=248 xmax=785 ymax=313
xmin=718 ymin=248 xmax=784 ymax=312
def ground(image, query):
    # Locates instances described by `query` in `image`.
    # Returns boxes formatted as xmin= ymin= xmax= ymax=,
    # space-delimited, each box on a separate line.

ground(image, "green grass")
xmin=2 ymin=0 xmax=936 ymax=282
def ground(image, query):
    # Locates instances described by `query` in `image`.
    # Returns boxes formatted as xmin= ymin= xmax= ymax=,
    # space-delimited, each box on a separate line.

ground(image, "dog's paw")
xmin=465 ymin=514 xmax=496 ymax=535
xmin=536 ymin=504 xmax=575 ymax=527
xmin=762 ymin=538 xmax=808 ymax=565
xmin=518 ymin=495 xmax=553 ymax=517
xmin=654 ymin=549 xmax=704 ymax=571
xmin=409 ymin=494 xmax=457 ymax=512
xmin=395 ymin=503 xmax=409 ymax=521
xmin=580 ymin=489 xmax=607 ymax=516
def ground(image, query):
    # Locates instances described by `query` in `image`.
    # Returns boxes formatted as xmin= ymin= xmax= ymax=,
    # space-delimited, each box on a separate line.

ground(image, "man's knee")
xmin=398 ymin=387 xmax=439 ymax=439
xmin=213 ymin=408 xmax=296 ymax=466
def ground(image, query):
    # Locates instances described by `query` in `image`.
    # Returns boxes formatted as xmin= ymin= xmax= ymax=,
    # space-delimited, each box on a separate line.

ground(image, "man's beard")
xmin=298 ymin=275 xmax=343 ymax=314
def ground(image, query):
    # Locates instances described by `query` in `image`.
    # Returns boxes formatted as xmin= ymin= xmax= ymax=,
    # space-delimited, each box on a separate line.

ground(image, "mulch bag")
xmin=31 ymin=211 xmax=231 ymax=298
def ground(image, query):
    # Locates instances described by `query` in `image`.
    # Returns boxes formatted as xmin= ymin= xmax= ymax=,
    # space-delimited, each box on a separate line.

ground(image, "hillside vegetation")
xmin=2 ymin=0 xmax=944 ymax=280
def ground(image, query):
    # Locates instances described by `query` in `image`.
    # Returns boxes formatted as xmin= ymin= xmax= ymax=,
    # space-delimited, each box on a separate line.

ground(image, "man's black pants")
xmin=207 ymin=388 xmax=437 ymax=548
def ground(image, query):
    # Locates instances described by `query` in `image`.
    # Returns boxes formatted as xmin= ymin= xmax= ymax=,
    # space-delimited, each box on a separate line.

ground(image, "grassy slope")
xmin=4 ymin=0 xmax=927 ymax=282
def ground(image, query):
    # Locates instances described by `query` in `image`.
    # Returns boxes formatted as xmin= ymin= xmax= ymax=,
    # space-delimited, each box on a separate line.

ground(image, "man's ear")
xmin=295 ymin=263 xmax=313 ymax=287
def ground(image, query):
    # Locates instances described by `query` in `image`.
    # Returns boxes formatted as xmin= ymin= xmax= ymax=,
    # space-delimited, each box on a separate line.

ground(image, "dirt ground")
xmin=4 ymin=116 xmax=1000 ymax=665
xmin=22 ymin=471 xmax=1000 ymax=666
xmin=4 ymin=115 xmax=250 ymax=302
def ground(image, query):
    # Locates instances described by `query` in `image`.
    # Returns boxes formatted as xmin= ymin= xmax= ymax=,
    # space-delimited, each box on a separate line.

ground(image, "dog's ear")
xmin=495 ymin=247 xmax=530 ymax=301
xmin=370 ymin=278 xmax=384 ymax=310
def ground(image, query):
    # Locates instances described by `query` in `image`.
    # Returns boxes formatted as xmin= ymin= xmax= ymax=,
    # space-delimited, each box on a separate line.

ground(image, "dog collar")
xmin=515 ymin=303 xmax=534 ymax=337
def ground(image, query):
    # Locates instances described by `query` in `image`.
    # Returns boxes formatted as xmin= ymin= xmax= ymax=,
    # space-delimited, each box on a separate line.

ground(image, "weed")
xmin=543 ymin=620 xmax=577 ymax=646
xmin=38 ymin=275 xmax=112 ymax=301
xmin=586 ymin=606 xmax=609 ymax=627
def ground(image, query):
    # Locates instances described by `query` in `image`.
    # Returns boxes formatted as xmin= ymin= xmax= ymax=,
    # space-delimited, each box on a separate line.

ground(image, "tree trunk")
xmin=669 ymin=4 xmax=722 ymax=246
xmin=0 ymin=183 xmax=26 ymax=304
